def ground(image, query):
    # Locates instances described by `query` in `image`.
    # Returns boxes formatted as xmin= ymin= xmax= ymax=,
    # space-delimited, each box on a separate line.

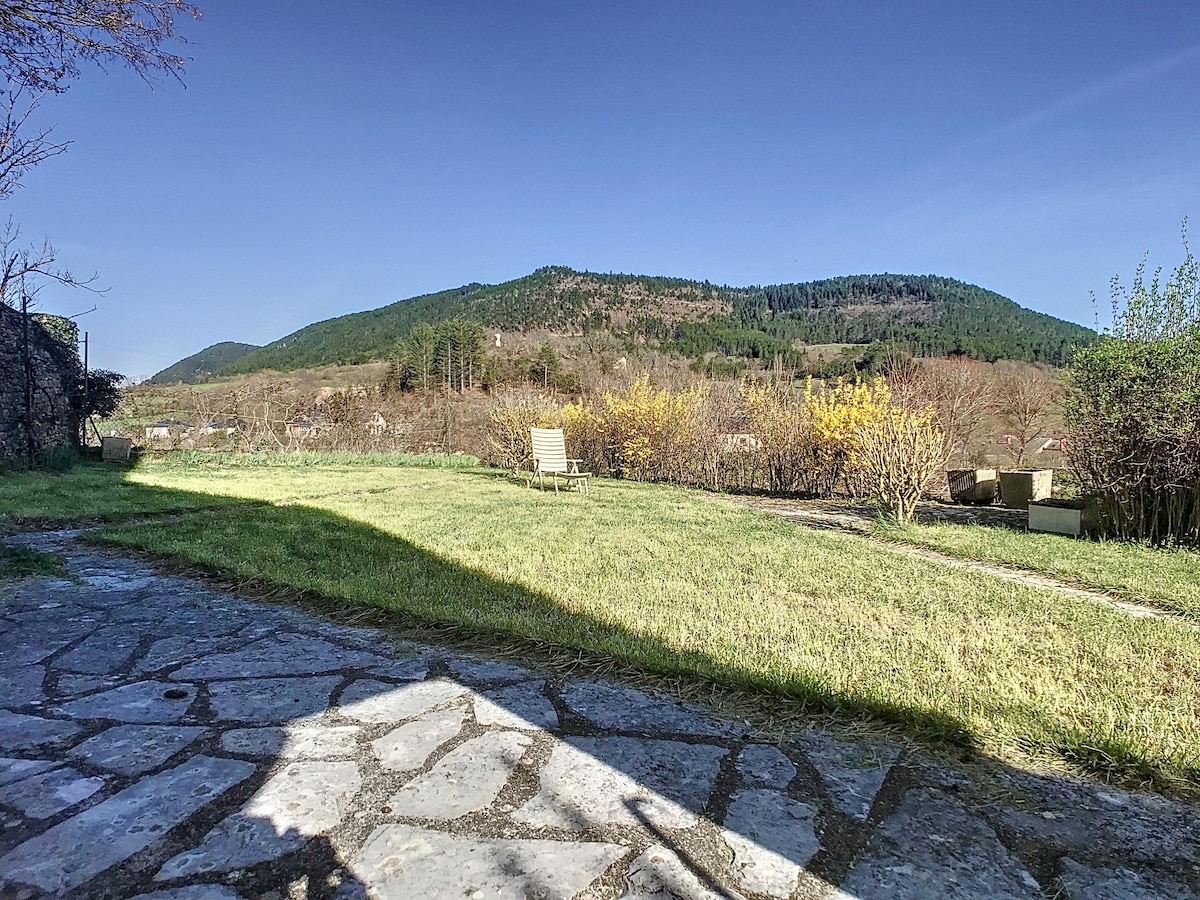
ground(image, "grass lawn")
xmin=873 ymin=518 xmax=1200 ymax=621
xmin=3 ymin=454 xmax=1199 ymax=791
xmin=0 ymin=543 xmax=67 ymax=581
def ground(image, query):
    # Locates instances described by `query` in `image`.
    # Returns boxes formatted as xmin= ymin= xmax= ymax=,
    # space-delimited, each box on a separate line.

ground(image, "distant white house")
xmin=718 ymin=415 xmax=761 ymax=453
xmin=285 ymin=412 xmax=327 ymax=439
xmin=1036 ymin=437 xmax=1067 ymax=453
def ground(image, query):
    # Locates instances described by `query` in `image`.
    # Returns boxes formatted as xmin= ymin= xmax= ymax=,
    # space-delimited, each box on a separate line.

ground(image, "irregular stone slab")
xmin=71 ymin=725 xmax=206 ymax=776
xmin=133 ymin=887 xmax=244 ymax=900
xmin=6 ymin=626 xmax=78 ymax=666
xmin=157 ymin=760 xmax=361 ymax=879
xmin=994 ymin=773 xmax=1200 ymax=867
xmin=446 ymin=654 xmax=536 ymax=685
xmin=136 ymin=634 xmax=246 ymax=673
xmin=0 ymin=709 xmax=81 ymax=750
xmin=561 ymin=680 xmax=734 ymax=737
xmin=833 ymin=788 xmax=1040 ymax=899
xmin=0 ymin=754 xmax=254 ymax=894
xmin=0 ymin=664 xmax=45 ymax=707
xmin=208 ymin=675 xmax=340 ymax=722
xmin=57 ymin=673 xmax=124 ymax=697
xmin=372 ymin=706 xmax=465 ymax=772
xmin=346 ymin=824 xmax=626 ymax=899
xmin=474 ymin=681 xmax=558 ymax=731
xmin=622 ymin=844 xmax=746 ymax=900
xmin=722 ymin=789 xmax=818 ymax=897
xmin=368 ymin=656 xmax=431 ymax=682
xmin=736 ymin=745 xmax=796 ymax=790
xmin=0 ymin=766 xmax=105 ymax=819
xmin=53 ymin=626 xmax=143 ymax=675
xmin=0 ymin=757 xmax=56 ymax=786
xmin=801 ymin=730 xmax=899 ymax=820
xmin=339 ymin=678 xmax=468 ymax=724
xmin=1057 ymin=857 xmax=1194 ymax=899
xmin=513 ymin=736 xmax=726 ymax=831
xmin=221 ymin=725 xmax=359 ymax=758
xmin=80 ymin=571 xmax=157 ymax=592
xmin=58 ymin=680 xmax=196 ymax=724
xmin=170 ymin=634 xmax=389 ymax=680
xmin=388 ymin=731 xmax=530 ymax=819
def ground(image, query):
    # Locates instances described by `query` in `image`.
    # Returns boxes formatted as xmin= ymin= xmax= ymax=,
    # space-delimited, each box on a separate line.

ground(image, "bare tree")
xmin=0 ymin=1 xmax=199 ymax=200
xmin=0 ymin=1 xmax=199 ymax=93
xmin=893 ymin=357 xmax=994 ymax=467
xmin=994 ymin=369 xmax=1063 ymax=466
xmin=0 ymin=218 xmax=96 ymax=307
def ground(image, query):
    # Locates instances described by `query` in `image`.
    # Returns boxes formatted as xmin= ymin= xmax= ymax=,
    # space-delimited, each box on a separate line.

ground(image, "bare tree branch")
xmin=0 ymin=0 xmax=200 ymax=93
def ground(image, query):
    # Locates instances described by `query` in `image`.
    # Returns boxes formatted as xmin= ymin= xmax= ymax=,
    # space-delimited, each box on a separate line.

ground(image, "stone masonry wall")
xmin=0 ymin=305 xmax=81 ymax=462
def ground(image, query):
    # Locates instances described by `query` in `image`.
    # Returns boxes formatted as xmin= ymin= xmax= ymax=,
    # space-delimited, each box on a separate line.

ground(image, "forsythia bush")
xmin=602 ymin=375 xmax=707 ymax=481
xmin=487 ymin=391 xmax=561 ymax=472
xmin=739 ymin=378 xmax=815 ymax=493
xmin=740 ymin=376 xmax=896 ymax=497
xmin=488 ymin=374 xmax=941 ymax=511
xmin=806 ymin=377 xmax=893 ymax=497
xmin=857 ymin=406 xmax=946 ymax=522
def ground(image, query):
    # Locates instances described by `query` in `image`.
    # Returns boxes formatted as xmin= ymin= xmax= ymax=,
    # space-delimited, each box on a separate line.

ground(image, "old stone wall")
xmin=0 ymin=305 xmax=81 ymax=462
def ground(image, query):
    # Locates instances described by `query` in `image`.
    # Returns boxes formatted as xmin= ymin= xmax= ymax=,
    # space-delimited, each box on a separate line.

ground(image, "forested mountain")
xmin=149 ymin=342 xmax=260 ymax=384
xmin=204 ymin=267 xmax=1093 ymax=377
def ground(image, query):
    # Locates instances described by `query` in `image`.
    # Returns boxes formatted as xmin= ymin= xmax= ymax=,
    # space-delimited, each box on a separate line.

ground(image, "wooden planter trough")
xmin=947 ymin=469 xmax=998 ymax=504
xmin=1028 ymin=498 xmax=1098 ymax=537
xmin=100 ymin=436 xmax=132 ymax=462
xmin=999 ymin=469 xmax=1053 ymax=509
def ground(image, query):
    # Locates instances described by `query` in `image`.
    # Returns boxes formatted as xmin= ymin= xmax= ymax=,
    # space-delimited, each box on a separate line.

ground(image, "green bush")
xmin=1066 ymin=222 xmax=1200 ymax=546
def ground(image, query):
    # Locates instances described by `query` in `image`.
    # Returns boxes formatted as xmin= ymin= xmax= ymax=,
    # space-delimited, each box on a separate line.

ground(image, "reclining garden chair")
xmin=528 ymin=427 xmax=591 ymax=494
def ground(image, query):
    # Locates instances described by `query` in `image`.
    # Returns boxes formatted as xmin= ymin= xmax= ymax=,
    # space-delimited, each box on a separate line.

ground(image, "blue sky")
xmin=8 ymin=1 xmax=1200 ymax=378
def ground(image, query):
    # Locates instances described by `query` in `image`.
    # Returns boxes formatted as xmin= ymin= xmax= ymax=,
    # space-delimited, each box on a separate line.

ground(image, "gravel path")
xmin=1 ymin=531 xmax=1197 ymax=898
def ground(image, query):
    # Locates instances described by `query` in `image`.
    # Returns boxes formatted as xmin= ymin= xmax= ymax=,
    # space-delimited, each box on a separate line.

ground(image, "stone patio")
xmin=1 ymin=530 xmax=1198 ymax=898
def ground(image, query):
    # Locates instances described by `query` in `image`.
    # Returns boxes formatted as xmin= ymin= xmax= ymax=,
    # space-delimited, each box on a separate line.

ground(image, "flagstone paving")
xmin=1 ymin=529 xmax=1199 ymax=898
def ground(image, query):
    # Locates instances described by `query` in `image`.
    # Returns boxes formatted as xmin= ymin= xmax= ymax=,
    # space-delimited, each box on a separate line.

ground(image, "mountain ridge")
xmin=177 ymin=267 xmax=1094 ymax=378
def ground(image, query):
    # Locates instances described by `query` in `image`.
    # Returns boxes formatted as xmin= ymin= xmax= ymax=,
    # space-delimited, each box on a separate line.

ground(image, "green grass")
xmin=873 ymin=519 xmax=1200 ymax=620
xmin=0 ymin=544 xmax=67 ymax=581
xmin=4 ymin=453 xmax=1200 ymax=790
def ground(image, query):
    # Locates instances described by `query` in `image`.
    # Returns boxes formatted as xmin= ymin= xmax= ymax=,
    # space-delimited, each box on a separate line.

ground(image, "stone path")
xmin=2 ymin=531 xmax=1199 ymax=899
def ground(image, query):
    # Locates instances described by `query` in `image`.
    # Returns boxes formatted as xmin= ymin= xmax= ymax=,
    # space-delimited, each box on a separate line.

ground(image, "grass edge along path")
xmin=78 ymin=460 xmax=1200 ymax=795
xmin=871 ymin=518 xmax=1200 ymax=621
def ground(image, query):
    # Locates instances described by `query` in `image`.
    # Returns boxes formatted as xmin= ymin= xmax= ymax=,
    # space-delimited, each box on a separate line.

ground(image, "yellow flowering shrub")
xmin=602 ymin=375 xmax=707 ymax=481
xmin=487 ymin=392 xmax=561 ymax=472
xmin=857 ymin=405 xmax=946 ymax=522
xmin=739 ymin=377 xmax=814 ymax=493
xmin=806 ymin=377 xmax=893 ymax=496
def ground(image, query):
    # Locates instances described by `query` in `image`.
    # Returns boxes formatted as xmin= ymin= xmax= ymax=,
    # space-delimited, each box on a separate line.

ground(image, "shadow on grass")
xmin=1 ymin=461 xmax=1196 ymax=895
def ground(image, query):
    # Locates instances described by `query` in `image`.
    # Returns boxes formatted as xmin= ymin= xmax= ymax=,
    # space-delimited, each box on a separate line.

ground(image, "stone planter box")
xmin=998 ymin=469 xmax=1053 ymax=509
xmin=947 ymin=469 xmax=998 ymax=504
xmin=100 ymin=436 xmax=132 ymax=462
xmin=1028 ymin=498 xmax=1097 ymax=537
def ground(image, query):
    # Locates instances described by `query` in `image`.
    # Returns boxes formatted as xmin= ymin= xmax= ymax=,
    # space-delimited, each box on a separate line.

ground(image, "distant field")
xmin=3 ymin=454 xmax=1197 ymax=791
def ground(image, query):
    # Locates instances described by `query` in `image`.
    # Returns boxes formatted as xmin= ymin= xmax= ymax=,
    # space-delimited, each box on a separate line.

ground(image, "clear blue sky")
xmin=8 ymin=1 xmax=1200 ymax=378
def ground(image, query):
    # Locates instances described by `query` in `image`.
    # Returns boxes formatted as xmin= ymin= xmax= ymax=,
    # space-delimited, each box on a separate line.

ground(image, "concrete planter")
xmin=998 ymin=469 xmax=1053 ymax=509
xmin=1028 ymin=498 xmax=1098 ymax=537
xmin=947 ymin=469 xmax=998 ymax=504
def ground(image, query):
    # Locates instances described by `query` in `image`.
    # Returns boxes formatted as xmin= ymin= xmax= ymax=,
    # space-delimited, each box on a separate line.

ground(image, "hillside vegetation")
xmin=213 ymin=267 xmax=1094 ymax=376
xmin=150 ymin=341 xmax=260 ymax=384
